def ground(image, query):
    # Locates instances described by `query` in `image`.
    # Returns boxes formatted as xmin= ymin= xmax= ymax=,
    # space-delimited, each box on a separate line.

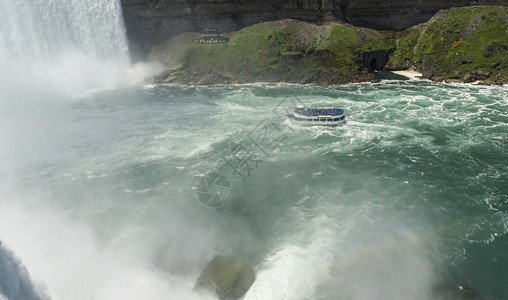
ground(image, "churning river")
xmin=1 ymin=80 xmax=507 ymax=300
xmin=0 ymin=1 xmax=507 ymax=300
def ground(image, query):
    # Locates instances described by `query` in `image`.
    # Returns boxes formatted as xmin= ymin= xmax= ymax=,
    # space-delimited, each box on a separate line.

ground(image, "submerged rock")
xmin=194 ymin=255 xmax=255 ymax=300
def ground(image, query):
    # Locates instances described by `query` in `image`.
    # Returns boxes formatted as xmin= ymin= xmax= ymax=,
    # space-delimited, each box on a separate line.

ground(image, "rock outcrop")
xmin=150 ymin=6 xmax=508 ymax=85
xmin=120 ymin=0 xmax=506 ymax=60
xmin=194 ymin=255 xmax=255 ymax=300
xmin=150 ymin=19 xmax=385 ymax=85
xmin=387 ymin=6 xmax=508 ymax=84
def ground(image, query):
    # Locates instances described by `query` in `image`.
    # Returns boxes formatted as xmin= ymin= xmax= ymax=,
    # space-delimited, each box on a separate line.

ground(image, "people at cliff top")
xmin=194 ymin=36 xmax=229 ymax=44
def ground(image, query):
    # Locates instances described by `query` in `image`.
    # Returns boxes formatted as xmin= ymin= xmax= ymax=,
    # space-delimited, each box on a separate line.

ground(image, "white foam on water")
xmin=245 ymin=215 xmax=336 ymax=300
xmin=0 ymin=63 xmax=506 ymax=300
xmin=245 ymin=204 xmax=439 ymax=300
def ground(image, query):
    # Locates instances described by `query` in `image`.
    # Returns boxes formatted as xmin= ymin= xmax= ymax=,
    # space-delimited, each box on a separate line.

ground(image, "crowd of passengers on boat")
xmin=297 ymin=108 xmax=344 ymax=116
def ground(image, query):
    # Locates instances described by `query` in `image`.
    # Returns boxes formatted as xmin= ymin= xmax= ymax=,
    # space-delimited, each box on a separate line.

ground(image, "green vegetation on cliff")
xmin=150 ymin=6 xmax=508 ymax=85
xmin=388 ymin=29 xmax=420 ymax=69
xmin=393 ymin=6 xmax=508 ymax=83
xmin=186 ymin=24 xmax=292 ymax=76
xmin=151 ymin=20 xmax=395 ymax=85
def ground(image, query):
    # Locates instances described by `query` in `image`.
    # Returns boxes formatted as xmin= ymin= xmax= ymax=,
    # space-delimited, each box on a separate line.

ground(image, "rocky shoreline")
xmin=149 ymin=6 xmax=508 ymax=86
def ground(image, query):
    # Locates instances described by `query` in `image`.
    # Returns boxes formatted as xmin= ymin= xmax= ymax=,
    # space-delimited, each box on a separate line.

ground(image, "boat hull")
xmin=287 ymin=114 xmax=346 ymax=126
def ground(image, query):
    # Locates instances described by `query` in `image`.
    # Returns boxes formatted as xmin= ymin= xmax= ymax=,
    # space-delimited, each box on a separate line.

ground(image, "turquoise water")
xmin=0 ymin=79 xmax=506 ymax=299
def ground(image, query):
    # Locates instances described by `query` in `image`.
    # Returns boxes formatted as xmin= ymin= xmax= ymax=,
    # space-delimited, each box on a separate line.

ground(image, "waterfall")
xmin=0 ymin=0 xmax=129 ymax=63
xmin=0 ymin=0 xmax=155 ymax=109
xmin=0 ymin=241 xmax=48 ymax=300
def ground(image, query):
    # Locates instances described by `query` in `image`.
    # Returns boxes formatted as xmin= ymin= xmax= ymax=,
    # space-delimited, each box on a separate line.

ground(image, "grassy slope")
xmin=151 ymin=6 xmax=508 ymax=85
xmin=187 ymin=24 xmax=284 ymax=75
xmin=387 ymin=29 xmax=420 ymax=69
xmin=152 ymin=20 xmax=394 ymax=84
xmin=389 ymin=6 xmax=508 ymax=83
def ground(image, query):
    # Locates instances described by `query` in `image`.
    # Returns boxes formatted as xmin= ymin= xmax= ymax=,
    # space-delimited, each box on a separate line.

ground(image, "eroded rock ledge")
xmin=120 ymin=0 xmax=506 ymax=60
xmin=150 ymin=6 xmax=508 ymax=85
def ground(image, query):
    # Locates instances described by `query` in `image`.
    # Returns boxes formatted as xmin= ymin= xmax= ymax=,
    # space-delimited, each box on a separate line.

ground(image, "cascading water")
xmin=0 ymin=1 xmax=167 ymax=299
xmin=0 ymin=242 xmax=48 ymax=300
xmin=0 ymin=0 xmax=157 ymax=110
xmin=0 ymin=0 xmax=128 ymax=62
xmin=1 ymin=1 xmax=507 ymax=300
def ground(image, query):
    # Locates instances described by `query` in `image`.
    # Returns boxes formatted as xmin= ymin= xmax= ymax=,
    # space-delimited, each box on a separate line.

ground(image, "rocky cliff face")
xmin=149 ymin=6 xmax=508 ymax=85
xmin=149 ymin=19 xmax=386 ymax=85
xmin=120 ymin=0 xmax=507 ymax=60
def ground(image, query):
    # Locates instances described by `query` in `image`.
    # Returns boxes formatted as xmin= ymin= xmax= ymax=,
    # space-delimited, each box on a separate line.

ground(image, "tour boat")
xmin=287 ymin=105 xmax=346 ymax=126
